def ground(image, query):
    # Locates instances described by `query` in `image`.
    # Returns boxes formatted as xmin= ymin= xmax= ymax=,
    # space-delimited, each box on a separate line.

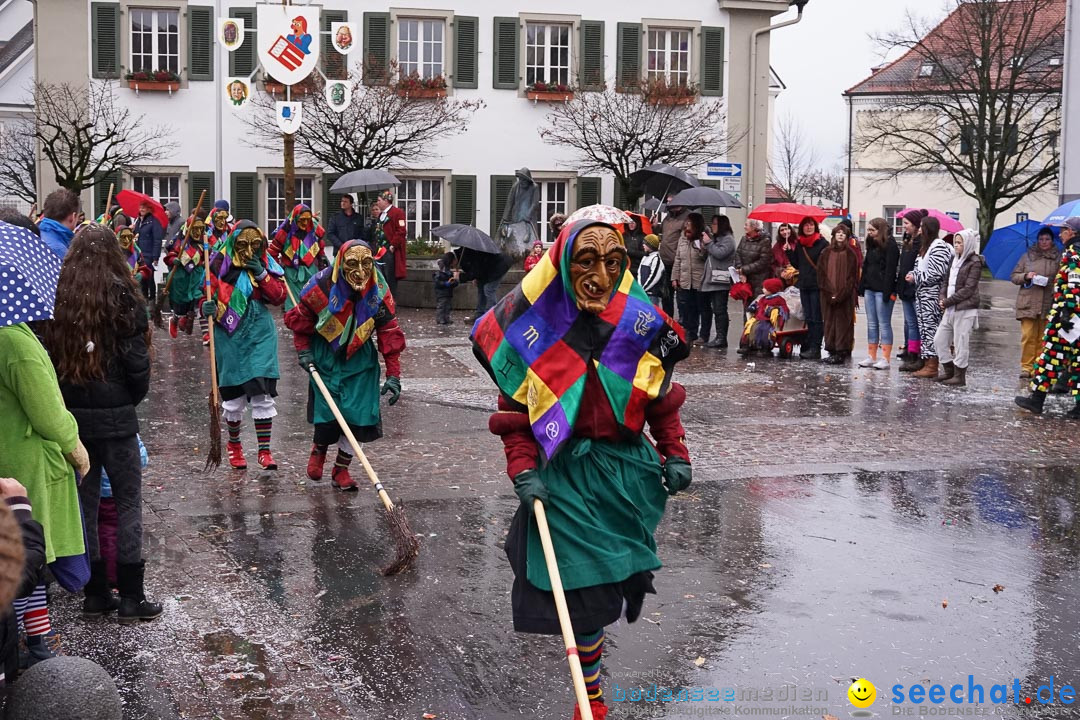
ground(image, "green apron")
xmin=284 ymin=264 xmax=319 ymax=311
xmin=170 ymin=264 xmax=206 ymax=305
xmin=214 ymin=300 xmax=280 ymax=388
xmin=526 ymin=436 xmax=667 ymax=592
xmin=309 ymin=334 xmax=382 ymax=428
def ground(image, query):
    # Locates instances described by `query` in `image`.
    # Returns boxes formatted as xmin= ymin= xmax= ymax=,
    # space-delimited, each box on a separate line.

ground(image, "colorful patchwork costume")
xmin=284 ymin=240 xmax=406 ymax=490
xmin=203 ymin=220 xmax=287 ymax=470
xmin=164 ymin=214 xmax=209 ymax=341
xmin=740 ymin=278 xmax=790 ymax=353
xmin=1031 ymin=242 xmax=1080 ymax=395
xmin=470 ymin=217 xmax=692 ymax=720
xmin=270 ymin=203 xmax=328 ymax=311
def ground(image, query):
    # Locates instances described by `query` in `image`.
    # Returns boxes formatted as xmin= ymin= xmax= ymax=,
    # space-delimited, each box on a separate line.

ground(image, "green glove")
xmin=513 ymin=469 xmax=548 ymax=510
xmin=171 ymin=258 xmax=183 ymax=269
xmin=201 ymin=300 xmax=217 ymax=318
xmin=380 ymin=376 xmax=401 ymax=405
xmin=298 ymin=349 xmax=316 ymax=371
xmin=244 ymin=258 xmax=265 ymax=276
xmin=662 ymin=458 xmax=692 ymax=496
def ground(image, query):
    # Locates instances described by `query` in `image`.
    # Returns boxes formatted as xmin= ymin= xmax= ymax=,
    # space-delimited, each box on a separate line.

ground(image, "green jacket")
xmin=0 ymin=324 xmax=86 ymax=562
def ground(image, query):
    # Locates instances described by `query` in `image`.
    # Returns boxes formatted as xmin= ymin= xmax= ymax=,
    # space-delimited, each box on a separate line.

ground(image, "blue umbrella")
xmin=982 ymin=220 xmax=1061 ymax=280
xmin=0 ymin=221 xmax=61 ymax=327
xmin=1043 ymin=199 xmax=1080 ymax=226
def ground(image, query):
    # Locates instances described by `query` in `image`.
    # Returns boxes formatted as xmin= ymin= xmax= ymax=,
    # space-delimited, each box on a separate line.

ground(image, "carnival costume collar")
xmin=470 ymin=219 xmax=689 ymax=461
xmin=208 ymin=220 xmax=284 ymax=335
xmin=273 ymin=203 xmax=324 ymax=268
xmin=175 ymin=215 xmax=206 ymax=270
xmin=299 ymin=240 xmax=392 ymax=358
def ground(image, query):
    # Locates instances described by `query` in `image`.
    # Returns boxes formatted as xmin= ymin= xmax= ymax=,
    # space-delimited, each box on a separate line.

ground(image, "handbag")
xmin=705 ymin=254 xmax=730 ymax=285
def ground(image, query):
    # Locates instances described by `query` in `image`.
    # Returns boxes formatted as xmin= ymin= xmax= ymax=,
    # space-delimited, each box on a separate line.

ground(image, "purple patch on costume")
xmin=220 ymin=308 xmax=242 ymax=335
xmin=531 ymin=401 xmax=570 ymax=460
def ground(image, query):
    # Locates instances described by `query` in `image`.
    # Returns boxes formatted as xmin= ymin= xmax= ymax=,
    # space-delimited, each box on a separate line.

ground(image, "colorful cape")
xmin=173 ymin=217 xmax=203 ymax=270
xmin=273 ymin=203 xmax=325 ymax=268
xmin=299 ymin=240 xmax=394 ymax=358
xmin=207 ymin=220 xmax=284 ymax=336
xmin=470 ymin=219 xmax=689 ymax=461
xmin=123 ymin=243 xmax=144 ymax=274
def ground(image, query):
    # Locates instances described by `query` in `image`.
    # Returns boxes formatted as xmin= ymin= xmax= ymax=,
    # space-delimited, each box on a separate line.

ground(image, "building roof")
xmin=844 ymin=0 xmax=1065 ymax=97
xmin=0 ymin=21 xmax=31 ymax=77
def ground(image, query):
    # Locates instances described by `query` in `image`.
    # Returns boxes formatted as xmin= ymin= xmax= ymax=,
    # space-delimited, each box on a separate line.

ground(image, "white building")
xmin=32 ymin=0 xmax=800 ymax=239
xmin=0 ymin=0 xmax=34 ymax=211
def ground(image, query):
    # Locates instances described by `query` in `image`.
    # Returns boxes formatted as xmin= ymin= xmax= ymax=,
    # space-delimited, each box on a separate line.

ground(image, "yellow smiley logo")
xmin=848 ymin=678 xmax=876 ymax=709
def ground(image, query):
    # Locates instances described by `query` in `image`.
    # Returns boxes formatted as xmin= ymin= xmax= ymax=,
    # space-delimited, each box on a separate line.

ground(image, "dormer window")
xmin=919 ymin=63 xmax=934 ymax=77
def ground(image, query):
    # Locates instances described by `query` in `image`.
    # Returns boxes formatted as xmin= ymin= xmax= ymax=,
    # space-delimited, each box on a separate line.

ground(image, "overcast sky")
xmin=768 ymin=0 xmax=943 ymax=170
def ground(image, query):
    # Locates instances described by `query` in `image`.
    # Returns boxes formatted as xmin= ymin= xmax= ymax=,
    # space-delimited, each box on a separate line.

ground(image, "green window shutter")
xmin=322 ymin=10 xmax=348 ymax=80
xmin=490 ymin=175 xmax=515 ymax=235
xmin=613 ymin=180 xmax=629 ymax=211
xmin=94 ymin=171 xmax=123 ymax=219
xmin=579 ymin=21 xmax=605 ymax=92
xmin=576 ymin=177 xmax=602 ymax=209
xmin=188 ymin=6 xmax=214 ymax=81
xmin=454 ymin=16 xmax=479 ymax=89
xmin=91 ymin=3 xmax=121 ymax=79
xmin=323 ymin=173 xmax=343 ymax=222
xmin=229 ymin=7 xmax=257 ymax=77
xmin=230 ymin=172 xmax=259 ymax=227
xmin=451 ymin=175 xmax=477 ymax=225
xmin=363 ymin=12 xmax=390 ymax=85
xmin=188 ymin=172 xmax=215 ymax=214
xmin=616 ymin=23 xmax=641 ymax=92
xmin=700 ymin=26 xmax=725 ymax=97
xmin=492 ymin=17 xmax=519 ymax=90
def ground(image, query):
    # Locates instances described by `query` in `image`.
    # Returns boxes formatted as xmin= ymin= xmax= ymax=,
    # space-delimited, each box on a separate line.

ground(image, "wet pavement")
xmin=52 ymin=280 xmax=1080 ymax=720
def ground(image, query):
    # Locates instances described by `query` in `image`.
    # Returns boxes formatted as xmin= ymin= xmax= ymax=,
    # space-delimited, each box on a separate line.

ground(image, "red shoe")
xmin=258 ymin=450 xmax=277 ymax=470
xmin=572 ymin=700 xmax=607 ymax=720
xmin=180 ymin=315 xmax=193 ymax=335
xmin=331 ymin=466 xmax=358 ymax=491
xmin=168 ymin=315 xmax=178 ymax=339
xmin=306 ymin=445 xmax=327 ymax=480
xmin=227 ymin=442 xmax=246 ymax=469
xmin=202 ymin=332 xmax=210 ymax=347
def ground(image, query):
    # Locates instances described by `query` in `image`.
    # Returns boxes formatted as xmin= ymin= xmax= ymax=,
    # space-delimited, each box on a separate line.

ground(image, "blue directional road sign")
xmin=707 ymin=162 xmax=742 ymax=178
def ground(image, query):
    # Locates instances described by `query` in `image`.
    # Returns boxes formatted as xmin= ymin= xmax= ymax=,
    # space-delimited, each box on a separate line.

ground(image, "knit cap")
xmin=643 ymin=233 xmax=660 ymax=249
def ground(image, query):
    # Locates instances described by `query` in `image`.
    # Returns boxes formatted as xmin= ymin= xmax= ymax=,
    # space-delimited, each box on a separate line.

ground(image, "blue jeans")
xmin=475 ymin=279 xmax=499 ymax=316
xmin=901 ymin=298 xmax=920 ymax=346
xmin=864 ymin=291 xmax=895 ymax=345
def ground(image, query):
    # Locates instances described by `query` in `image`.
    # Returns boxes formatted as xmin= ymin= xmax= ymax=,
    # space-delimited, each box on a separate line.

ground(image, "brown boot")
xmin=942 ymin=366 xmax=966 ymax=387
xmin=934 ymin=361 xmax=955 ymax=382
xmin=913 ymin=357 xmax=939 ymax=378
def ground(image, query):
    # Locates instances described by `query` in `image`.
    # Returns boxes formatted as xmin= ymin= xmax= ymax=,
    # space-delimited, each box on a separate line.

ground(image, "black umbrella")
xmin=330 ymin=169 xmax=400 ymax=194
xmin=431 ymin=224 xmax=500 ymax=254
xmin=628 ymin=163 xmax=699 ymax=200
xmin=667 ymin=186 xmax=743 ymax=209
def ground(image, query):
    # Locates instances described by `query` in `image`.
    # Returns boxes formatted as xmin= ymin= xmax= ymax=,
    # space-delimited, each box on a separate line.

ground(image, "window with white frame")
xmin=131 ymin=175 xmax=180 ymax=207
xmin=647 ymin=28 xmax=691 ymax=87
xmin=397 ymin=18 xmax=445 ymax=80
xmin=884 ymin=206 xmax=906 ymax=238
xmin=525 ymin=22 xmax=571 ymax=88
xmin=130 ymin=8 xmax=179 ymax=75
xmin=537 ymin=180 xmax=569 ymax=242
xmin=267 ymin=177 xmax=314 ymax=231
xmin=399 ymin=178 xmax=442 ymax=240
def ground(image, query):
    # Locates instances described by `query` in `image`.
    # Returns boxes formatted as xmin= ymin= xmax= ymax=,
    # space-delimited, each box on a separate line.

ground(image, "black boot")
xmin=117 ymin=561 xmax=163 ymax=625
xmin=1050 ymin=376 xmax=1069 ymax=395
xmin=1014 ymin=390 xmax=1047 ymax=415
xmin=83 ymin=560 xmax=119 ymax=617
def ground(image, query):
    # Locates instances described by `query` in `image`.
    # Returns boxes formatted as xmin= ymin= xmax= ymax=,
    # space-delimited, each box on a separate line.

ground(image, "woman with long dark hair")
xmin=700 ymin=214 xmax=736 ymax=349
xmin=903 ymin=216 xmax=953 ymax=379
xmin=898 ymin=210 xmax=927 ymax=372
xmin=670 ymin=212 xmax=711 ymax=345
xmin=772 ymin=223 xmax=797 ymax=277
xmin=40 ymin=224 xmax=161 ymax=624
xmin=858 ymin=218 xmax=900 ymax=369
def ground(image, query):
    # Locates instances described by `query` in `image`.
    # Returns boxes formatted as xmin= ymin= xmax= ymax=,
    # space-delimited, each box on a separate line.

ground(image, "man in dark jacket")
xmin=326 ymin=194 xmax=365 ymax=254
xmin=132 ymin=203 xmax=165 ymax=302
xmin=794 ymin=216 xmax=828 ymax=360
xmin=458 ymin=248 xmax=512 ymax=323
xmin=659 ymin=203 xmax=689 ymax=316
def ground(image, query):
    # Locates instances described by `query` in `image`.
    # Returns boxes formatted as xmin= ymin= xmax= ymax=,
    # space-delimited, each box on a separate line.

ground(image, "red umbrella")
xmin=115 ymin=189 xmax=168 ymax=229
xmin=748 ymin=202 xmax=827 ymax=225
xmin=623 ymin=212 xmax=653 ymax=236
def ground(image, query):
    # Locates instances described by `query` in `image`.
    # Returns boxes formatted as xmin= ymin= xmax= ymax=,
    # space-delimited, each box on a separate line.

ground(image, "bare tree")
xmin=539 ymin=79 xmax=735 ymax=208
xmin=768 ymin=114 xmax=818 ymax=203
xmin=32 ymin=81 xmax=174 ymax=193
xmin=855 ymin=0 xmax=1063 ymax=247
xmin=0 ymin=118 xmax=36 ymax=205
xmin=242 ymin=65 xmax=484 ymax=173
xmin=805 ymin=169 xmax=845 ymax=207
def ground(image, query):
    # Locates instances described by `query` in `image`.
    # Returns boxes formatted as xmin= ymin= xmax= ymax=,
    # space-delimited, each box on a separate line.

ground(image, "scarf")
xmin=207 ymin=221 xmax=284 ymax=335
xmin=470 ymin=219 xmax=689 ymax=462
xmin=272 ymin=203 xmax=325 ymax=268
xmin=299 ymin=240 xmax=393 ymax=358
xmin=798 ymin=232 xmax=821 ymax=248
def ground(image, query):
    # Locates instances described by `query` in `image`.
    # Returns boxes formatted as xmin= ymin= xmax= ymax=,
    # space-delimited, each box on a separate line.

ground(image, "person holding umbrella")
xmin=1011 ymin=227 xmax=1060 ymax=379
xmin=131 ymin=201 xmax=165 ymax=304
xmin=284 ymin=240 xmax=405 ymax=490
xmin=659 ymin=201 xmax=689 ymax=316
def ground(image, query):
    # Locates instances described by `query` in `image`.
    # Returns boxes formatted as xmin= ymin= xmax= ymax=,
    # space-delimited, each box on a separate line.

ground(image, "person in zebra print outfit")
xmin=903 ymin=217 xmax=954 ymax=379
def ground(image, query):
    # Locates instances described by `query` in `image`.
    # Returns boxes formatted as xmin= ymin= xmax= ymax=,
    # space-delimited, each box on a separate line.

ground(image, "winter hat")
xmin=213 ymin=199 xmax=230 ymax=212
xmin=1064 ymin=217 xmax=1080 ymax=234
xmin=643 ymin=233 xmax=660 ymax=249
xmin=903 ymin=208 xmax=928 ymax=227
xmin=763 ymin=277 xmax=784 ymax=295
xmin=532 ymin=240 xmax=544 ymax=250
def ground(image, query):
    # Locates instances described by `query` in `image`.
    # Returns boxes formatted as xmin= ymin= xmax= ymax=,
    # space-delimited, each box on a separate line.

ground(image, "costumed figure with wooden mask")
xmin=270 ymin=203 xmax=329 ymax=311
xmin=164 ymin=214 xmax=210 ymax=342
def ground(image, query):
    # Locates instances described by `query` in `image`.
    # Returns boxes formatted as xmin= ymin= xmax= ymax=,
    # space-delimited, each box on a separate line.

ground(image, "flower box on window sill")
xmin=396 ymin=87 xmax=447 ymax=99
xmin=648 ymin=94 xmax=697 ymax=106
xmin=127 ymin=80 xmax=180 ymax=94
xmin=526 ymin=90 xmax=574 ymax=103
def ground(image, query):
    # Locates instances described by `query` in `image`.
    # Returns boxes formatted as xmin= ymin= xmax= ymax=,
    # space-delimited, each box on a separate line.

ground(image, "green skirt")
xmin=214 ymin=300 xmax=279 ymax=390
xmin=169 ymin=265 xmax=206 ymax=305
xmin=308 ymin=336 xmax=382 ymax=428
xmin=283 ymin=264 xmax=319 ymax=311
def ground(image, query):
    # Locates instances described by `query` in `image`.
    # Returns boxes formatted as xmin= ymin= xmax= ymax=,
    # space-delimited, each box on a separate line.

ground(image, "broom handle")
xmin=104 ymin=183 xmax=115 ymax=221
xmin=203 ymin=239 xmax=220 ymax=407
xmin=533 ymin=499 xmax=594 ymax=720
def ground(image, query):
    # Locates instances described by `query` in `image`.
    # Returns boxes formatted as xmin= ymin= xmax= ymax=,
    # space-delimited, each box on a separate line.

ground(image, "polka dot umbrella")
xmin=0 ymin=221 xmax=62 ymax=327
